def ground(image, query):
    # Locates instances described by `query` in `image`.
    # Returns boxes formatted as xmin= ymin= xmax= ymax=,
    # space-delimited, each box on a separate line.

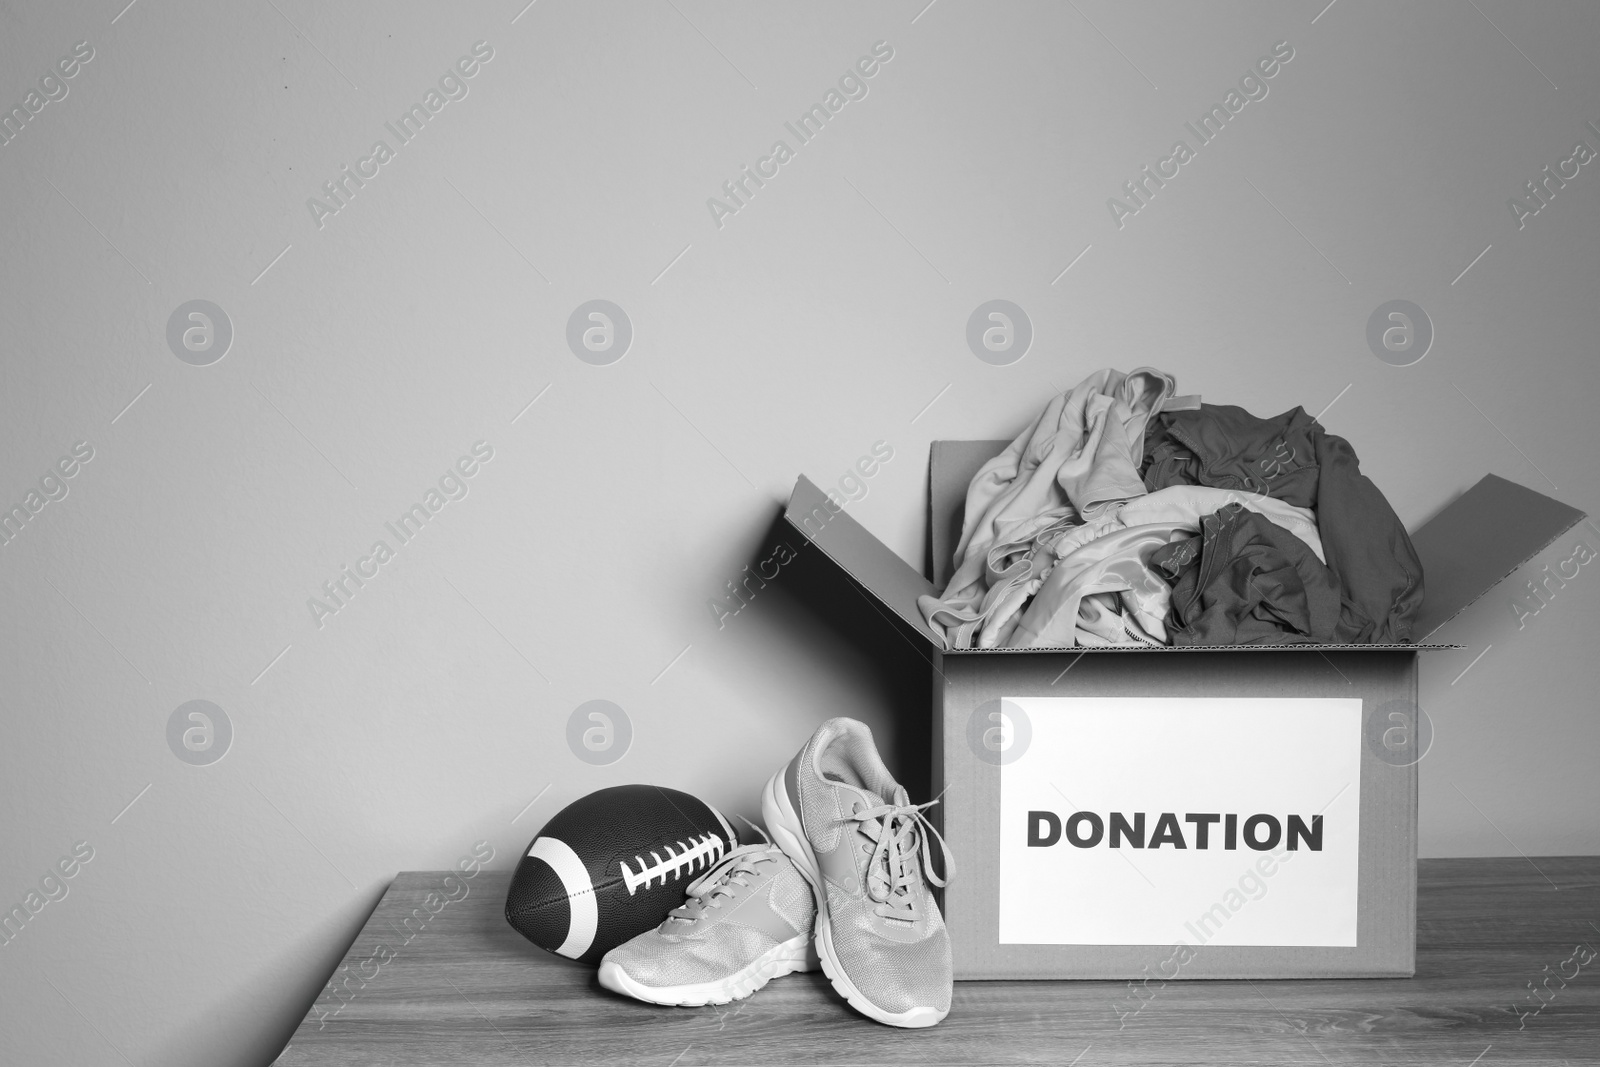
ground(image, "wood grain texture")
xmin=276 ymin=857 xmax=1600 ymax=1066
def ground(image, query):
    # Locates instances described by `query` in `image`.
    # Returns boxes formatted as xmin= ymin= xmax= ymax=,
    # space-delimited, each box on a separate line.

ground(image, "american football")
xmin=505 ymin=784 xmax=737 ymax=965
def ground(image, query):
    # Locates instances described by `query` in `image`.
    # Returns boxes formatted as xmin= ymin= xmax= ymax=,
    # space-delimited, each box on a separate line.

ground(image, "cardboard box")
xmin=785 ymin=443 xmax=1585 ymax=979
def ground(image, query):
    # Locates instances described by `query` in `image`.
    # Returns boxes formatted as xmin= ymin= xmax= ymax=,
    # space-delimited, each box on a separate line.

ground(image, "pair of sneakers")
xmin=598 ymin=717 xmax=954 ymax=1027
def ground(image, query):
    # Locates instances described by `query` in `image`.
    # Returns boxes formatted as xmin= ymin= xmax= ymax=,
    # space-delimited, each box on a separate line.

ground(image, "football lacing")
xmin=618 ymin=833 xmax=727 ymax=896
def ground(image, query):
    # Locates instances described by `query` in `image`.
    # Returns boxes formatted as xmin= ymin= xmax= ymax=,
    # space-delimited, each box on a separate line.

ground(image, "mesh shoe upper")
xmin=602 ymin=842 xmax=814 ymax=988
xmin=826 ymin=886 xmax=951 ymax=1014
xmin=792 ymin=718 xmax=954 ymax=1015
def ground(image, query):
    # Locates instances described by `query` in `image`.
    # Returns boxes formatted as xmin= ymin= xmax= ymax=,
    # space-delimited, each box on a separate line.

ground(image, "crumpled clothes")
xmin=1143 ymin=403 xmax=1423 ymax=642
xmin=1149 ymin=503 xmax=1343 ymax=645
xmin=1054 ymin=485 xmax=1326 ymax=565
xmin=920 ymin=368 xmax=1183 ymax=649
xmin=921 ymin=473 xmax=1330 ymax=647
xmin=987 ymin=486 xmax=1327 ymax=648
xmin=1004 ymin=522 xmax=1192 ymax=648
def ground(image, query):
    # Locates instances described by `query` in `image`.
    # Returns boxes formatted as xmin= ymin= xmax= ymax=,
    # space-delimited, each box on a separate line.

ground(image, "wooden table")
xmin=277 ymin=857 xmax=1600 ymax=1066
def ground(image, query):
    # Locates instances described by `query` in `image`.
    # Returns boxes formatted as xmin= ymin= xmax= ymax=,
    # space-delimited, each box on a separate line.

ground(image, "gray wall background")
xmin=2 ymin=1 xmax=1596 ymax=1063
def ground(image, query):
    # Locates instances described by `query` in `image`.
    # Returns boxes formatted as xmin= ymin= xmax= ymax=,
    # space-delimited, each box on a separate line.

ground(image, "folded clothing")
xmin=1143 ymin=403 xmax=1424 ymax=642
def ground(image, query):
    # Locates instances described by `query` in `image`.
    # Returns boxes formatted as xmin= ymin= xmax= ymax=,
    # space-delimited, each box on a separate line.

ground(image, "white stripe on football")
xmin=527 ymin=837 xmax=598 ymax=959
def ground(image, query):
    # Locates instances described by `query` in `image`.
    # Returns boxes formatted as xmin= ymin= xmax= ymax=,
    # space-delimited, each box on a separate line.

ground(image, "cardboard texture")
xmin=929 ymin=440 xmax=1011 ymax=590
xmin=1409 ymin=473 xmax=1587 ymax=638
xmin=934 ymin=651 xmax=1416 ymax=978
xmin=783 ymin=444 xmax=1585 ymax=980
xmin=785 ymin=476 xmax=938 ymax=643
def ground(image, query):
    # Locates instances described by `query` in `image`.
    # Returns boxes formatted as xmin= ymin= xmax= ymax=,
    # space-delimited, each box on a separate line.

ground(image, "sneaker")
xmin=761 ymin=717 xmax=954 ymax=1028
xmin=598 ymin=832 xmax=819 ymax=1007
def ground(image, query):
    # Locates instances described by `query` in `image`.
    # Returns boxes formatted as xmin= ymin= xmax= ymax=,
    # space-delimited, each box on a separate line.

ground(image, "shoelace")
xmin=847 ymin=797 xmax=953 ymax=922
xmin=666 ymin=822 xmax=775 ymax=924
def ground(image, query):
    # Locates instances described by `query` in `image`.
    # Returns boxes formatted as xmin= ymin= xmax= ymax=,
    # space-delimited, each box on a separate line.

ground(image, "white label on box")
xmin=998 ymin=696 xmax=1361 ymax=947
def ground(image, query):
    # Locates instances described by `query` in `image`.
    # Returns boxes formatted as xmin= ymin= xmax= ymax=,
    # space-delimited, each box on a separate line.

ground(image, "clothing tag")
xmin=1158 ymin=394 xmax=1202 ymax=412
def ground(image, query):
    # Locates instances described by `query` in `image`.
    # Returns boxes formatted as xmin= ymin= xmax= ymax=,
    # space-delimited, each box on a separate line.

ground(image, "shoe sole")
xmin=761 ymin=763 xmax=948 ymax=1029
xmin=598 ymin=932 xmax=812 ymax=1008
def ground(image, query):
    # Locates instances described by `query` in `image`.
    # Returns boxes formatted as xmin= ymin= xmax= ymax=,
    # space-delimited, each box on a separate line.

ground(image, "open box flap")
xmin=1408 ymin=473 xmax=1586 ymax=638
xmin=784 ymin=475 xmax=941 ymax=646
xmin=930 ymin=440 xmax=1011 ymax=590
